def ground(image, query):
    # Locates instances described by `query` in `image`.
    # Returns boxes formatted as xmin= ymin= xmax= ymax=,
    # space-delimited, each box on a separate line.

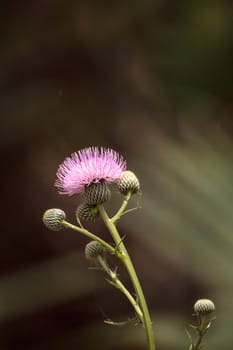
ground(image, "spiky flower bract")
xmin=85 ymin=181 xmax=111 ymax=205
xmin=117 ymin=170 xmax=140 ymax=195
xmin=85 ymin=241 xmax=106 ymax=260
xmin=55 ymin=147 xmax=126 ymax=196
xmin=43 ymin=208 xmax=66 ymax=231
xmin=194 ymin=299 xmax=215 ymax=315
xmin=76 ymin=203 xmax=99 ymax=221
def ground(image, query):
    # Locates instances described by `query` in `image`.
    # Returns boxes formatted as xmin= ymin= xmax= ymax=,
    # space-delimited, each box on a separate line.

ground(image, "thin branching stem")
xmin=192 ymin=315 xmax=208 ymax=350
xmin=188 ymin=314 xmax=215 ymax=350
xmin=98 ymin=204 xmax=156 ymax=350
xmin=97 ymin=256 xmax=143 ymax=322
xmin=61 ymin=220 xmax=115 ymax=254
xmin=111 ymin=192 xmax=132 ymax=223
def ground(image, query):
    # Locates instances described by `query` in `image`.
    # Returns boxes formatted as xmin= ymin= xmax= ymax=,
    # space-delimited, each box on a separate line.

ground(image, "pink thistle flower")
xmin=55 ymin=147 xmax=127 ymax=196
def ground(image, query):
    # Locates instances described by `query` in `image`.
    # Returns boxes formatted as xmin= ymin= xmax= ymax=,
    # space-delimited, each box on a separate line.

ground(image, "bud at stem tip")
xmin=117 ymin=170 xmax=140 ymax=195
xmin=85 ymin=241 xmax=106 ymax=260
xmin=194 ymin=299 xmax=215 ymax=315
xmin=43 ymin=208 xmax=66 ymax=231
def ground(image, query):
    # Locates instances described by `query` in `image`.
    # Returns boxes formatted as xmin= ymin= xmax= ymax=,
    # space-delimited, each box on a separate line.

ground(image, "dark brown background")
xmin=1 ymin=1 xmax=233 ymax=349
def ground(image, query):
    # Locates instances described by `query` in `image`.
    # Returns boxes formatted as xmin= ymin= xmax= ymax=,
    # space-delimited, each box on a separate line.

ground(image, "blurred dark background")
xmin=1 ymin=1 xmax=233 ymax=349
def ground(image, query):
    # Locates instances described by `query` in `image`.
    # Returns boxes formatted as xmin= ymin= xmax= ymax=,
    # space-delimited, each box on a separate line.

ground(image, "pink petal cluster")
xmin=55 ymin=147 xmax=127 ymax=195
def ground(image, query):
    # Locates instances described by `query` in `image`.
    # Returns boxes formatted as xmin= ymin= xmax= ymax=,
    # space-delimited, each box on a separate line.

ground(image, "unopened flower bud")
xmin=194 ymin=299 xmax=215 ymax=315
xmin=76 ymin=203 xmax=99 ymax=221
xmin=85 ymin=182 xmax=111 ymax=205
xmin=43 ymin=208 xmax=66 ymax=231
xmin=85 ymin=241 xmax=105 ymax=260
xmin=117 ymin=170 xmax=140 ymax=195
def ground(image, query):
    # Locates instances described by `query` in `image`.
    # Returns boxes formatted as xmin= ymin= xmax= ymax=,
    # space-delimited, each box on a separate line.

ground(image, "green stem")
xmin=97 ymin=256 xmax=143 ymax=322
xmin=192 ymin=315 xmax=208 ymax=350
xmin=98 ymin=204 xmax=156 ymax=350
xmin=111 ymin=192 xmax=131 ymax=223
xmin=61 ymin=220 xmax=115 ymax=254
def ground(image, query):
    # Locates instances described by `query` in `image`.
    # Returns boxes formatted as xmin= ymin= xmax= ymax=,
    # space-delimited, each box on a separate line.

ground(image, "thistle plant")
xmin=186 ymin=299 xmax=216 ymax=350
xmin=43 ymin=147 xmax=155 ymax=349
xmin=43 ymin=146 xmax=216 ymax=350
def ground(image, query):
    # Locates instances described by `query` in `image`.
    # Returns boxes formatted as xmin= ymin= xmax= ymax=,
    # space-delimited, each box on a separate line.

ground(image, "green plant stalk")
xmin=111 ymin=192 xmax=131 ymax=223
xmin=98 ymin=204 xmax=156 ymax=350
xmin=97 ymin=255 xmax=143 ymax=322
xmin=192 ymin=315 xmax=209 ymax=350
xmin=61 ymin=220 xmax=115 ymax=254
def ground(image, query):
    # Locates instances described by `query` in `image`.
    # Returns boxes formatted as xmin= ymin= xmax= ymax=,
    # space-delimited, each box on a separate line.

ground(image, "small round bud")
xmin=76 ymin=203 xmax=99 ymax=222
xmin=43 ymin=208 xmax=66 ymax=231
xmin=85 ymin=241 xmax=105 ymax=260
xmin=85 ymin=182 xmax=111 ymax=205
xmin=194 ymin=299 xmax=215 ymax=315
xmin=117 ymin=170 xmax=140 ymax=195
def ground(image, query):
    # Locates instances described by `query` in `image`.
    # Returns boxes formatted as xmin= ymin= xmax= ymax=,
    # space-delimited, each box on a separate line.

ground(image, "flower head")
xmin=43 ymin=208 xmax=66 ymax=231
xmin=85 ymin=240 xmax=106 ymax=260
xmin=194 ymin=299 xmax=215 ymax=315
xmin=76 ymin=203 xmax=99 ymax=221
xmin=55 ymin=147 xmax=126 ymax=196
xmin=117 ymin=170 xmax=140 ymax=195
